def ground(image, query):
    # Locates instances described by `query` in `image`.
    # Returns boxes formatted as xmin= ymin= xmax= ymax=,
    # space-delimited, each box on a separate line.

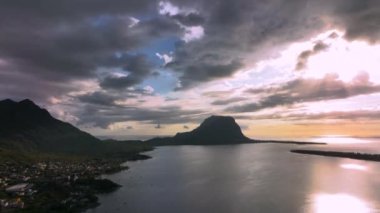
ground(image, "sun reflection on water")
xmin=312 ymin=193 xmax=371 ymax=213
xmin=340 ymin=164 xmax=367 ymax=171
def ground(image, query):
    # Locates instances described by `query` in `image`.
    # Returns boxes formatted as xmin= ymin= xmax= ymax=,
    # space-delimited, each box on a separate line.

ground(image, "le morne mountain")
xmin=146 ymin=115 xmax=253 ymax=145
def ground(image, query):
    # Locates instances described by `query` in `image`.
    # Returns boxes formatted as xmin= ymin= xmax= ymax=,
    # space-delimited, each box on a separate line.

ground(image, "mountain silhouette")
xmin=0 ymin=99 xmax=150 ymax=156
xmin=146 ymin=115 xmax=253 ymax=145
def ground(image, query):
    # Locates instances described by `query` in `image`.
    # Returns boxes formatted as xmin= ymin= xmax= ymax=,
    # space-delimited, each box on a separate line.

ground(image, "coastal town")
xmin=0 ymin=158 xmax=130 ymax=212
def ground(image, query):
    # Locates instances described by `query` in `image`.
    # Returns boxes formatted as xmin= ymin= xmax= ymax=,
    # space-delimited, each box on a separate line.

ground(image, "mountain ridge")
xmin=0 ymin=99 xmax=151 ymax=156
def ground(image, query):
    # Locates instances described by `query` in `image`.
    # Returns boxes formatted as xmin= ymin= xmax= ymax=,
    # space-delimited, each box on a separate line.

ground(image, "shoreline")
xmin=148 ymin=140 xmax=327 ymax=146
xmin=88 ymin=153 xmax=152 ymax=211
xmin=0 ymin=151 xmax=152 ymax=212
xmin=254 ymin=140 xmax=327 ymax=145
xmin=291 ymin=149 xmax=380 ymax=162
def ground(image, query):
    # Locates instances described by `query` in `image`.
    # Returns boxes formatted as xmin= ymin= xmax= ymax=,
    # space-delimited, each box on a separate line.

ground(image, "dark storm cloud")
xmin=0 ymin=15 xmax=179 ymax=81
xmin=77 ymin=92 xmax=122 ymax=106
xmin=295 ymin=41 xmax=329 ymax=70
xmin=1 ymin=0 xmax=380 ymax=128
xmin=228 ymin=72 xmax=380 ymax=113
xmin=0 ymin=0 xmax=153 ymax=23
xmin=0 ymin=0 xmax=181 ymax=102
xmin=175 ymin=60 xmax=242 ymax=88
xmin=331 ymin=0 xmax=380 ymax=43
xmin=0 ymin=70 xmax=75 ymax=103
xmin=100 ymin=54 xmax=153 ymax=89
xmin=100 ymin=74 xmax=149 ymax=90
xmin=167 ymin=0 xmax=326 ymax=88
xmin=1 ymin=0 xmax=380 ymax=97
xmin=76 ymin=86 xmax=156 ymax=107
xmin=170 ymin=13 xmax=205 ymax=26
xmin=165 ymin=0 xmax=380 ymax=88
xmin=133 ymin=17 xmax=182 ymax=39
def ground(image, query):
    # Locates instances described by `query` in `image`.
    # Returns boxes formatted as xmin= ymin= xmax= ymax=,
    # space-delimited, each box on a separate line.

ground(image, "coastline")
xmin=254 ymin=140 xmax=327 ymax=145
xmin=0 ymin=140 xmax=325 ymax=212
xmin=148 ymin=139 xmax=327 ymax=146
xmin=0 ymin=151 xmax=152 ymax=212
xmin=291 ymin=149 xmax=380 ymax=162
xmin=86 ymin=153 xmax=152 ymax=212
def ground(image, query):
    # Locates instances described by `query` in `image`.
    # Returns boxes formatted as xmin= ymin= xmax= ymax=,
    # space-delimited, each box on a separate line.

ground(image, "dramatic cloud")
xmin=1 ymin=0 xmax=380 ymax=137
xmin=99 ymin=54 xmax=153 ymax=89
xmin=0 ymin=70 xmax=75 ymax=103
xmin=163 ymin=0 xmax=380 ymax=88
xmin=295 ymin=41 xmax=329 ymax=70
xmin=2 ymin=0 xmax=380 ymax=96
xmin=0 ymin=0 xmax=180 ymax=102
xmin=211 ymin=97 xmax=247 ymax=106
xmin=298 ymin=110 xmax=380 ymax=121
xmin=0 ymin=0 xmax=153 ymax=21
xmin=76 ymin=85 xmax=156 ymax=107
xmin=251 ymin=109 xmax=380 ymax=122
xmin=77 ymin=92 xmax=123 ymax=106
xmin=170 ymin=13 xmax=205 ymax=26
xmin=331 ymin=0 xmax=380 ymax=43
xmin=228 ymin=72 xmax=380 ymax=113
xmin=2 ymin=16 xmax=141 ymax=80
xmin=165 ymin=0 xmax=325 ymax=88
xmin=175 ymin=60 xmax=242 ymax=88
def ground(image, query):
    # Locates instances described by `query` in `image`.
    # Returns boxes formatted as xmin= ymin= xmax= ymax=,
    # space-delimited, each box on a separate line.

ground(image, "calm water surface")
xmin=88 ymin=138 xmax=380 ymax=213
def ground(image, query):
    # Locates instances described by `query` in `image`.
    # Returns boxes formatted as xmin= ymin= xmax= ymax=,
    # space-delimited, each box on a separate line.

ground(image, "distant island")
xmin=291 ymin=149 xmax=380 ymax=162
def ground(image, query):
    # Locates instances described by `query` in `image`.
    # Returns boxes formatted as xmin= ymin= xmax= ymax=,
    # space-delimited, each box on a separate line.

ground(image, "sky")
xmin=1 ymin=0 xmax=380 ymax=140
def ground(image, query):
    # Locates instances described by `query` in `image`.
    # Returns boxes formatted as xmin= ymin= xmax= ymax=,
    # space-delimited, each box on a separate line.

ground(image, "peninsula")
xmin=291 ymin=149 xmax=380 ymax=162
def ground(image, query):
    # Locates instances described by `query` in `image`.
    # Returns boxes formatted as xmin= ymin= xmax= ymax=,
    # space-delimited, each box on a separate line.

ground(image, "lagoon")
xmin=88 ymin=138 xmax=380 ymax=213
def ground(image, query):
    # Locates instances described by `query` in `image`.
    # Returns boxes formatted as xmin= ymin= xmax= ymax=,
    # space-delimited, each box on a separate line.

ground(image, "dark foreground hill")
xmin=0 ymin=99 xmax=151 ymax=157
xmin=146 ymin=115 xmax=253 ymax=145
